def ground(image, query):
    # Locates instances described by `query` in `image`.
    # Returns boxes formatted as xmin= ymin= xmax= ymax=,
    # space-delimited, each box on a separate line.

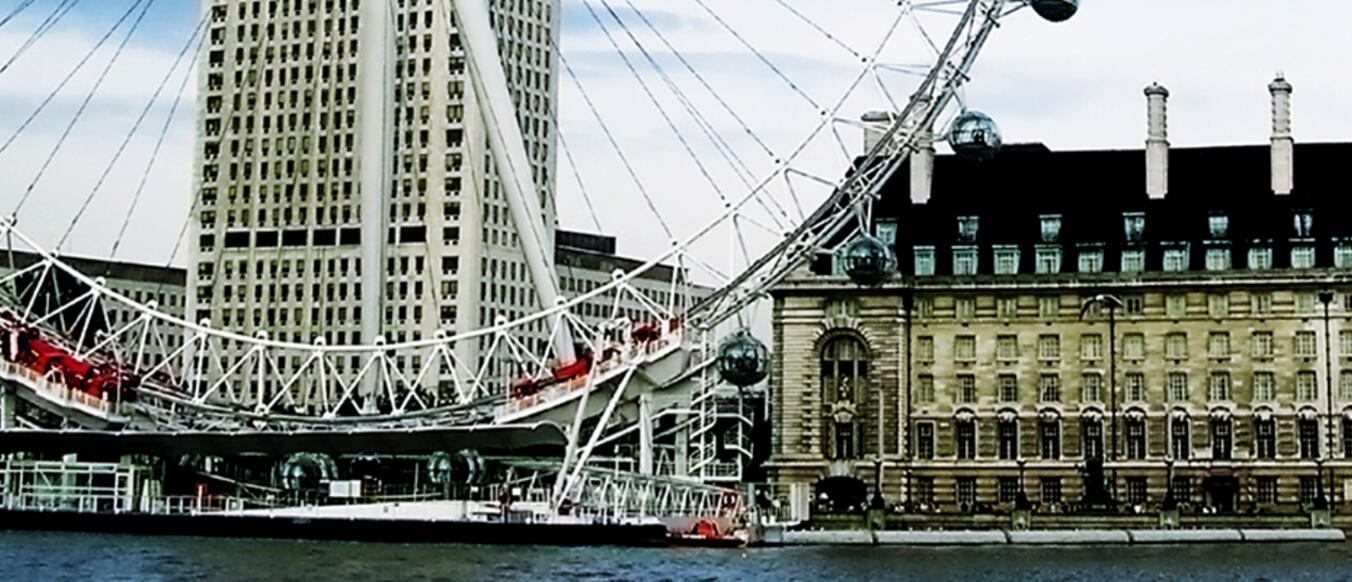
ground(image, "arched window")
xmin=821 ymin=336 xmax=867 ymax=403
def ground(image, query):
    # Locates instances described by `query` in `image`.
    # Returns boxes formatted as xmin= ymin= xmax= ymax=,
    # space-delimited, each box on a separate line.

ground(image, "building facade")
xmin=188 ymin=0 xmax=560 ymax=396
xmin=768 ymin=78 xmax=1352 ymax=520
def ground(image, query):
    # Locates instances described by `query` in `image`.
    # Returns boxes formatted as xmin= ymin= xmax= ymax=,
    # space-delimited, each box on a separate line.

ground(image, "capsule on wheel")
xmin=1030 ymin=0 xmax=1078 ymax=23
xmin=843 ymin=234 xmax=897 ymax=286
xmin=948 ymin=110 xmax=1002 ymax=162
xmin=716 ymin=331 xmax=769 ymax=387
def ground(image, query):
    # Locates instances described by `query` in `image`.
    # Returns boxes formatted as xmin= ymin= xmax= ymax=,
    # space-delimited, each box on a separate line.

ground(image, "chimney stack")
xmin=1269 ymin=74 xmax=1294 ymax=195
xmin=861 ymin=110 xmax=895 ymax=154
xmin=909 ymin=99 xmax=934 ymax=205
xmin=1145 ymin=83 xmax=1169 ymax=199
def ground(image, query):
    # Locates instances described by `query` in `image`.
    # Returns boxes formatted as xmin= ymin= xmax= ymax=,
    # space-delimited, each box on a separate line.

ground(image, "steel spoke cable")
xmin=10 ymin=0 xmax=148 ymax=215
xmin=556 ymin=47 xmax=673 ymax=240
xmin=619 ymin=0 xmax=776 ymax=162
xmin=0 ymin=0 xmax=79 ymax=77
xmin=0 ymin=0 xmax=37 ymax=33
xmin=64 ymin=10 xmax=204 ymax=251
xmin=556 ymin=126 xmax=602 ymax=232
xmin=689 ymin=0 xmax=820 ymax=111
xmin=771 ymin=0 xmax=860 ymax=59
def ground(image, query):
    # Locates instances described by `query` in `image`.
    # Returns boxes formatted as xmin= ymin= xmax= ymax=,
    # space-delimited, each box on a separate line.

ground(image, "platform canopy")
xmin=0 ymin=423 xmax=567 ymax=457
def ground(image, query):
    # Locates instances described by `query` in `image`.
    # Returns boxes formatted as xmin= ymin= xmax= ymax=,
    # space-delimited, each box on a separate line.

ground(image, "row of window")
xmin=908 ymin=417 xmax=1334 ymax=461
xmin=914 ymin=369 xmax=1347 ymax=404
xmin=913 ymin=474 xmax=1316 ymax=507
xmin=910 ymin=291 xmax=1343 ymax=320
xmin=916 ymin=330 xmax=1343 ymax=362
xmin=913 ymin=243 xmax=1337 ymax=276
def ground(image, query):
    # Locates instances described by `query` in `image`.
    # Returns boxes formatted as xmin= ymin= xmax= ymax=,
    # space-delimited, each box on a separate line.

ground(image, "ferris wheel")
xmin=0 ymin=0 xmax=1078 ymax=452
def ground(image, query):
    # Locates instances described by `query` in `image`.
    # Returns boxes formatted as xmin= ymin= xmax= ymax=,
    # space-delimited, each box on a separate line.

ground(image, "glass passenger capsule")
xmin=717 ymin=331 xmax=770 ymax=387
xmin=275 ymin=452 xmax=338 ymax=491
xmin=1030 ymin=0 xmax=1079 ymax=23
xmin=843 ymin=234 xmax=897 ymax=286
xmin=948 ymin=110 xmax=1003 ymax=162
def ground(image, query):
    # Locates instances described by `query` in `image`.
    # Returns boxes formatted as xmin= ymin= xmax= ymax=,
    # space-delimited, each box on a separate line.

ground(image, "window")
xmin=955 ymin=335 xmax=976 ymax=361
xmin=1165 ymin=333 xmax=1189 ymax=359
xmin=1126 ymin=419 xmax=1147 ymax=459
xmin=998 ymin=478 xmax=1020 ymax=504
xmin=956 ymin=375 xmax=977 ymax=403
xmin=1253 ymin=372 xmax=1276 ymax=401
xmin=1124 ymin=373 xmax=1146 ymax=402
xmin=1296 ymin=293 xmax=1317 ymax=314
xmin=1255 ymin=419 xmax=1276 ymax=459
xmin=1040 ymin=214 xmax=1062 ymax=243
xmin=1251 ymin=292 xmax=1273 ymax=314
xmin=1211 ymin=420 xmax=1232 ymax=460
xmin=916 ymin=336 xmax=935 ymax=360
xmin=956 ymin=477 xmax=977 ymax=507
xmin=1209 ymin=371 xmax=1231 ymax=401
xmin=1299 ymin=419 xmax=1319 ymax=459
xmin=1173 ymin=477 xmax=1192 ymax=504
xmin=1256 ymin=476 xmax=1278 ymax=504
xmin=1292 ymin=245 xmax=1316 ymax=269
xmin=1126 ymin=477 xmax=1148 ymax=505
xmin=996 ymin=335 xmax=1019 ymax=360
xmin=1248 ymin=246 xmax=1273 ymax=270
xmin=1041 ymin=477 xmax=1062 ymax=505
xmin=1207 ymin=294 xmax=1229 ymax=318
xmin=916 ymin=298 xmax=935 ymax=317
xmin=998 ymin=374 xmax=1019 ymax=402
xmin=1081 ymin=373 xmax=1103 ymax=403
xmin=914 ymin=477 xmax=935 ymax=506
xmin=1080 ymin=334 xmax=1103 ymax=360
xmin=914 ymin=246 xmax=936 ymax=276
xmin=1165 ymin=294 xmax=1187 ymax=318
xmin=834 ymin=422 xmax=855 ymax=459
xmin=1344 ymin=418 xmax=1352 ymax=459
xmin=1341 ymin=370 xmax=1352 ymax=401
xmin=1292 ymin=373 xmax=1314 ymax=400
xmin=1124 ymin=295 xmax=1145 ymax=315
xmin=994 ymin=246 xmax=1020 ymax=275
xmin=1206 ymin=247 xmax=1231 ymax=271
xmin=1163 ymin=246 xmax=1189 ymax=271
xmin=1301 ymin=476 xmax=1320 ymax=505
xmin=1123 ymin=333 xmax=1145 ymax=360
xmin=1040 ymin=374 xmax=1061 ymax=402
xmin=1167 ymin=372 xmax=1189 ymax=401
xmin=915 ymin=422 xmax=935 ymax=459
xmin=821 ymin=336 xmax=867 ymax=403
xmin=1252 ymin=332 xmax=1274 ymax=357
xmin=916 ymin=375 xmax=935 ymax=404
xmin=997 ymin=297 xmax=1018 ymax=318
xmin=1078 ymin=247 xmax=1104 ymax=273
xmin=1038 ymin=296 xmax=1060 ymax=319
xmin=1121 ymin=249 xmax=1145 ymax=273
xmin=956 ymin=420 xmax=976 ymax=460
xmin=1342 ymin=330 xmax=1352 ymax=356
xmin=1038 ymin=334 xmax=1060 ymax=360
xmin=1083 ymin=419 xmax=1103 ymax=460
xmin=957 ymin=215 xmax=979 ymax=242
xmin=1171 ymin=417 xmax=1190 ymax=460
xmin=955 ymin=297 xmax=975 ymax=320
xmin=1337 ymin=244 xmax=1352 ymax=269
xmin=998 ymin=420 xmax=1018 ymax=460
xmin=953 ymin=247 xmax=978 ymax=275
xmin=1208 ymin=332 xmax=1231 ymax=357
xmin=1123 ymin=212 xmax=1145 ymax=243
xmin=1035 ymin=246 xmax=1062 ymax=274
xmin=1296 ymin=331 xmax=1317 ymax=356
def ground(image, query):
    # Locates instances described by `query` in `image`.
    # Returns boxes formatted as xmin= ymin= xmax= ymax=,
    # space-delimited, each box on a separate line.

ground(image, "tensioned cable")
xmin=772 ymin=0 xmax=860 ymax=59
xmin=555 ymin=119 xmax=602 ymax=232
xmin=8 ymin=0 xmax=148 ymax=215
xmin=555 ymin=45 xmax=672 ymax=240
xmin=0 ymin=0 xmax=38 ymax=33
xmin=618 ymin=0 xmax=775 ymax=162
xmin=690 ymin=0 xmax=820 ymax=111
xmin=62 ymin=11 xmax=206 ymax=251
xmin=0 ymin=0 xmax=80 ymax=77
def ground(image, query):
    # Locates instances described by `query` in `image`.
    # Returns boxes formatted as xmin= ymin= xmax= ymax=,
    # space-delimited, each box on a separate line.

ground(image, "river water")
xmin=3 ymin=531 xmax=1351 ymax=581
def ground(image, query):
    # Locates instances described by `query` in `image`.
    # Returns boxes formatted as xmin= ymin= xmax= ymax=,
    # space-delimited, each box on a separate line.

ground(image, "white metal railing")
xmin=0 ymin=360 xmax=123 ymax=419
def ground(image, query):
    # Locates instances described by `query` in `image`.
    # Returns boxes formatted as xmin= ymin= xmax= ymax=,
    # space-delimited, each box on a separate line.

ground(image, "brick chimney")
xmin=1269 ymin=74 xmax=1294 ymax=195
xmin=1145 ymin=83 xmax=1169 ymax=199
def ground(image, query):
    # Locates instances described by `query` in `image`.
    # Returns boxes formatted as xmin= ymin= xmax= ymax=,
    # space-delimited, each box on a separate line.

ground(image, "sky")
xmin=0 ymin=0 xmax=1349 ymax=271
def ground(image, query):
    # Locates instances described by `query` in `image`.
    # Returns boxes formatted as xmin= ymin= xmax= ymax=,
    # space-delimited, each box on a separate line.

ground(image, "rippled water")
xmin=3 ymin=531 xmax=1352 ymax=581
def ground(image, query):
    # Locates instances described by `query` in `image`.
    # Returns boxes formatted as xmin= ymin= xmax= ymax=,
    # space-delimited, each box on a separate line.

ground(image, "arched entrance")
xmin=815 ymin=475 xmax=868 ymax=513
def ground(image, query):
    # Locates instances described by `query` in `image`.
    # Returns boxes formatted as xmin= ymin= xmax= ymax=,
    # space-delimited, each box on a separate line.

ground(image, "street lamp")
xmin=1082 ymin=293 xmax=1123 ymax=503
xmin=1319 ymin=290 xmax=1335 ymax=510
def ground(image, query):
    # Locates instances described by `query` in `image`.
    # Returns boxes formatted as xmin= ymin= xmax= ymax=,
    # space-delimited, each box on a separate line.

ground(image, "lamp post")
xmin=1319 ymin=290 xmax=1335 ymax=509
xmin=1082 ymin=293 xmax=1123 ymax=503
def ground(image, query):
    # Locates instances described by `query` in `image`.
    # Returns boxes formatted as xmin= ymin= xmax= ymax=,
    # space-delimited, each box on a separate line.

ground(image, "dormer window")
xmin=1123 ymin=212 xmax=1145 ymax=244
xmin=1208 ymin=213 xmax=1229 ymax=239
xmin=1040 ymin=215 xmax=1062 ymax=243
xmin=957 ymin=216 xmax=979 ymax=243
xmin=1294 ymin=210 xmax=1313 ymax=238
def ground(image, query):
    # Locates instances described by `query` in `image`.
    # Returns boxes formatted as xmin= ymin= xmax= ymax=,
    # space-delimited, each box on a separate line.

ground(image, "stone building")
xmin=768 ymin=77 xmax=1352 ymax=521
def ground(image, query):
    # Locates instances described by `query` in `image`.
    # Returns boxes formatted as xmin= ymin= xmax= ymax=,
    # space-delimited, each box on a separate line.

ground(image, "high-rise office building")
xmin=188 ymin=0 xmax=560 ymax=394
